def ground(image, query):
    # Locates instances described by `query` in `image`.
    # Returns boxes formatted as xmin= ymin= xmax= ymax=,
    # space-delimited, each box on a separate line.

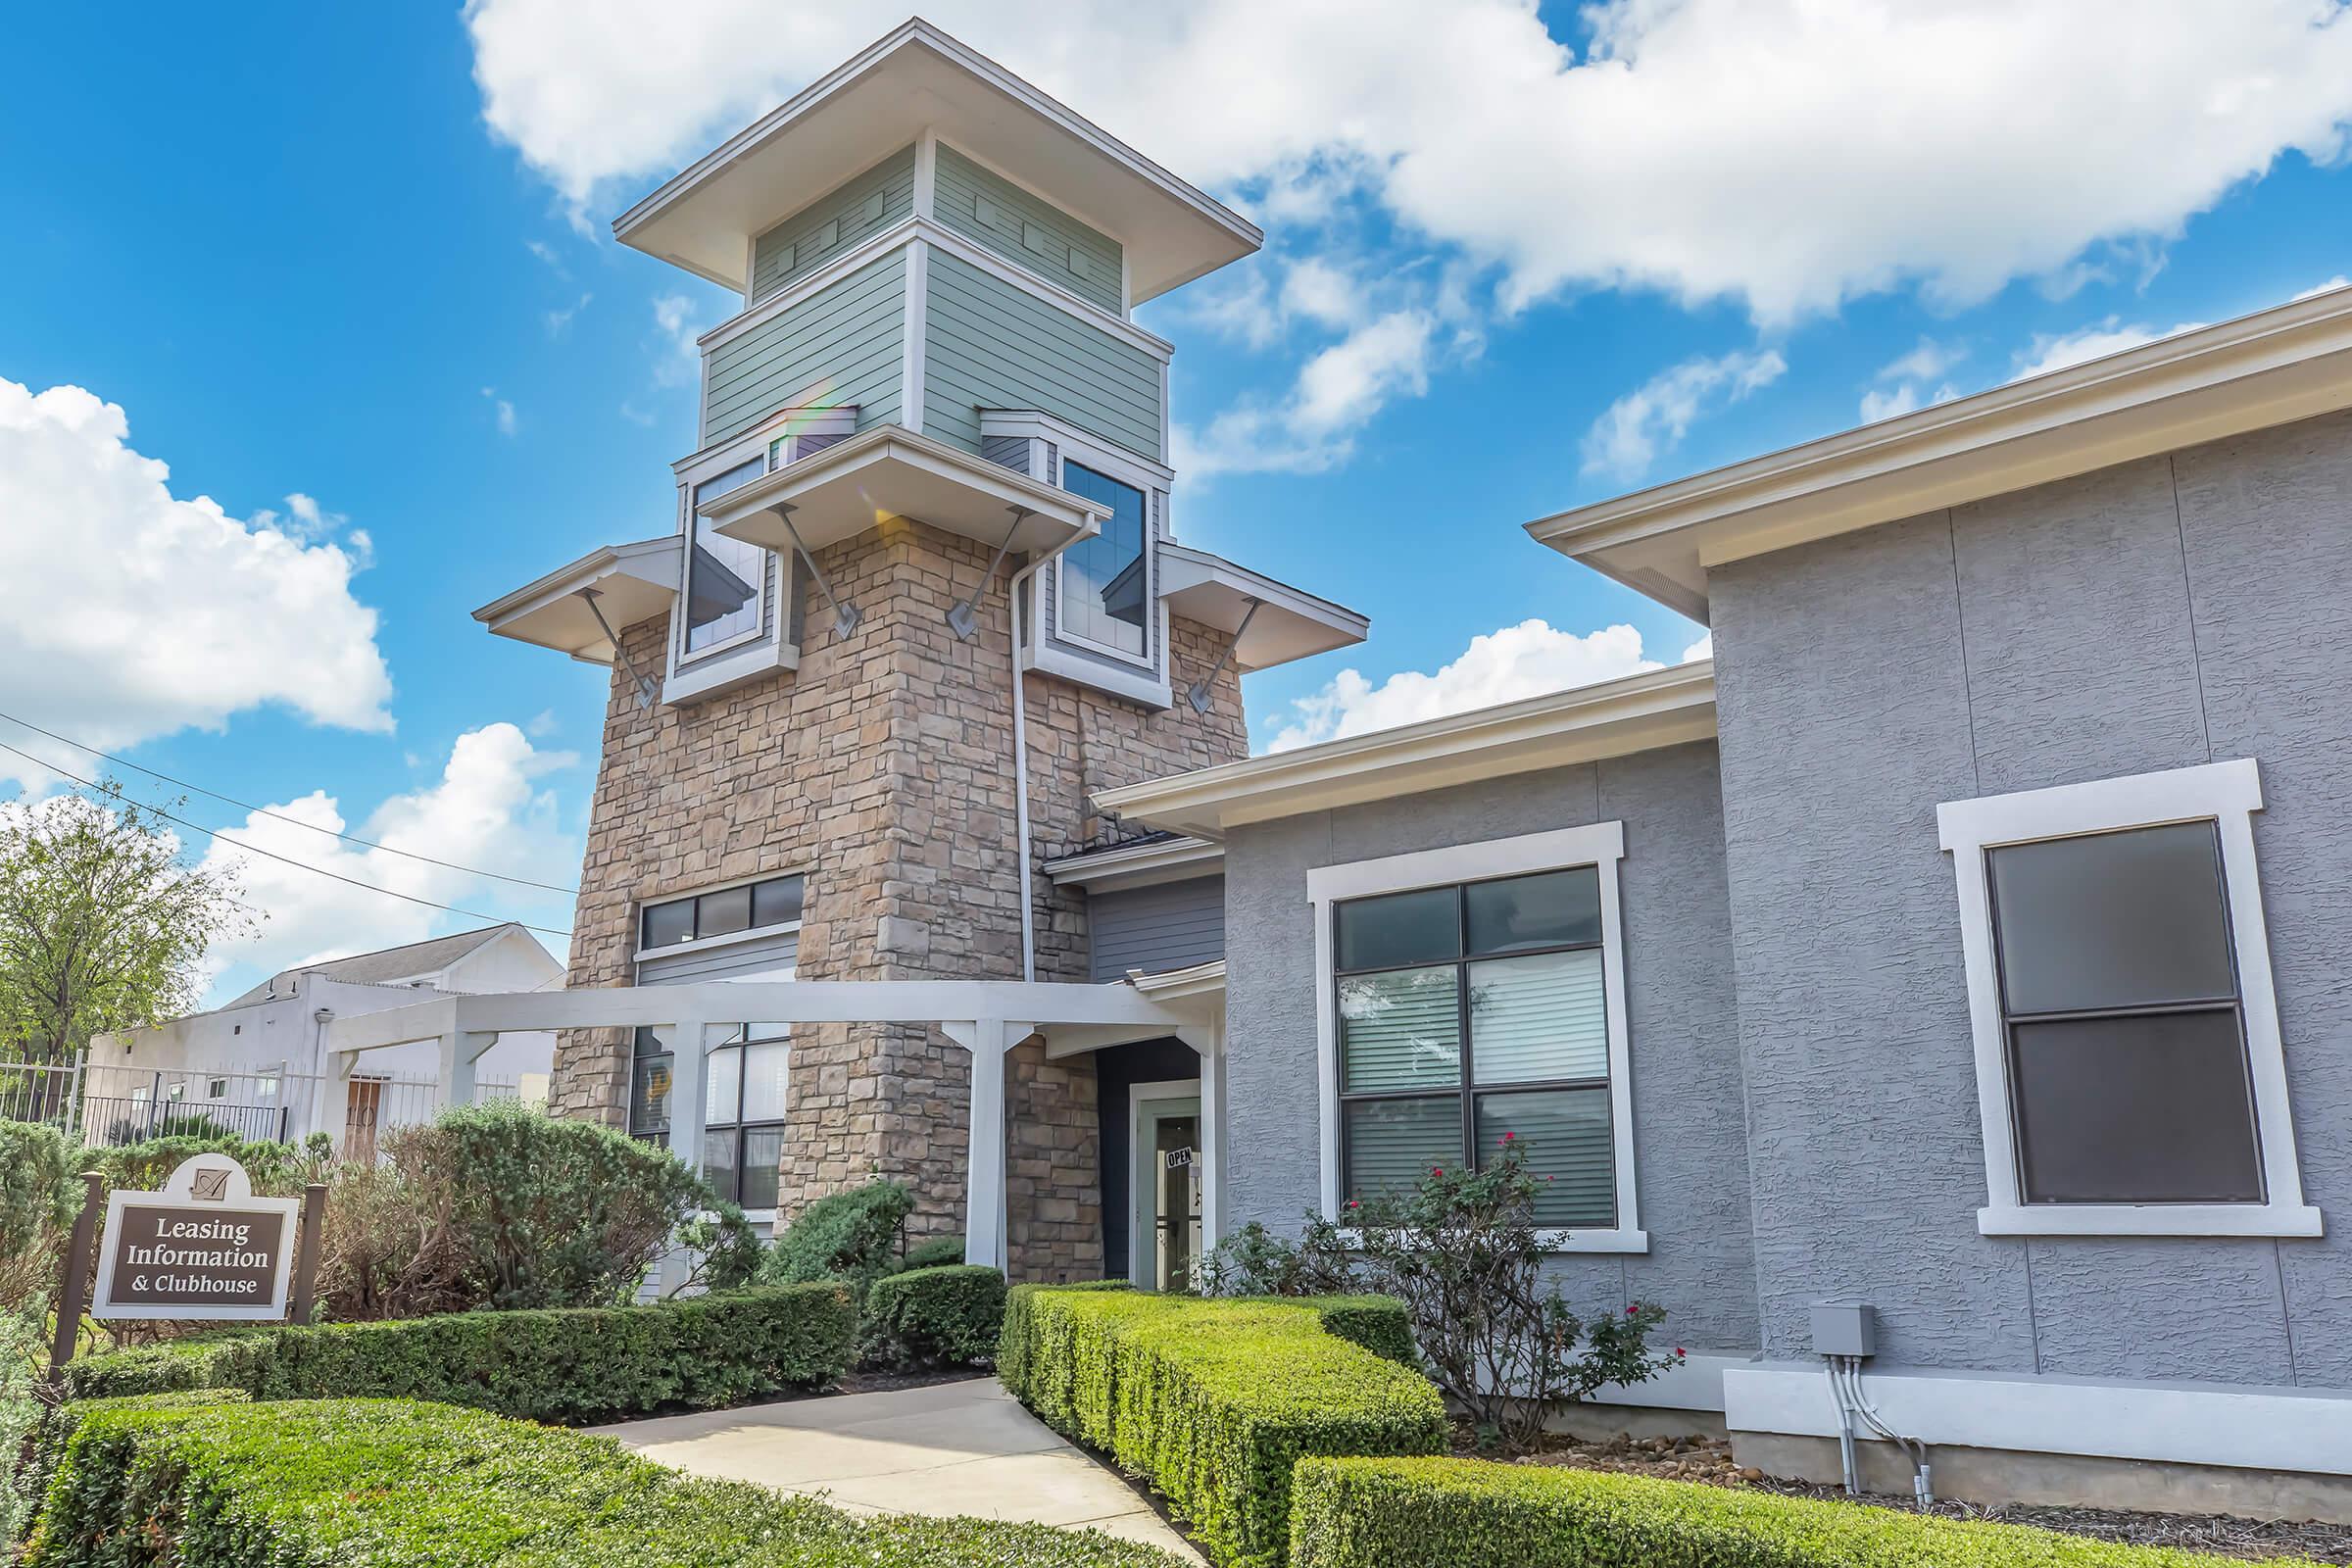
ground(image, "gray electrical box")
xmin=1810 ymin=1302 xmax=1876 ymax=1358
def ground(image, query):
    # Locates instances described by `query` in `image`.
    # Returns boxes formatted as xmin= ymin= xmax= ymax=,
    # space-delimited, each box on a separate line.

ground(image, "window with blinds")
xmin=1334 ymin=865 xmax=1614 ymax=1227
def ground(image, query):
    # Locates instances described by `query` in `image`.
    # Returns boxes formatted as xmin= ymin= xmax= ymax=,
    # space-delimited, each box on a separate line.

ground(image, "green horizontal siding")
xmin=703 ymin=254 xmax=905 ymax=445
xmin=933 ymin=145 xmax=1123 ymax=315
xmin=920 ymin=252 xmax=1161 ymax=462
xmin=750 ymin=146 xmax=917 ymax=302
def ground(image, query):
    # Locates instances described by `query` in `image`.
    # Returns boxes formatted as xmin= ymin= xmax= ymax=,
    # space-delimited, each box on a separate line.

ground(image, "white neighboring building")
xmin=90 ymin=925 xmax=561 ymax=1149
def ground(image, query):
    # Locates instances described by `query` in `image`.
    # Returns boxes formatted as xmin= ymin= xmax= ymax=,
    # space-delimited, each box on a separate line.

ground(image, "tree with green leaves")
xmin=0 ymin=783 xmax=252 ymax=1064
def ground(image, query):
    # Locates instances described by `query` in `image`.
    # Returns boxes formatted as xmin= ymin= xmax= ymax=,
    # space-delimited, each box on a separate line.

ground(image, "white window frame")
xmin=1305 ymin=821 xmax=1646 ymax=1253
xmin=1052 ymin=444 xmax=1163 ymax=673
xmin=1938 ymin=758 xmax=2320 ymax=1239
xmin=662 ymin=406 xmax=855 ymax=704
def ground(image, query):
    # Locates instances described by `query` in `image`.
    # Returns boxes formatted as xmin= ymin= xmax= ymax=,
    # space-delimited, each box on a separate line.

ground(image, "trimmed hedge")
xmin=25 ymin=1396 xmax=1186 ymax=1567
xmin=864 ymin=1265 xmax=1006 ymax=1368
xmin=1286 ymin=1456 xmax=2322 ymax=1568
xmin=1000 ymin=1286 xmax=1447 ymax=1568
xmin=59 ymin=1283 xmax=854 ymax=1423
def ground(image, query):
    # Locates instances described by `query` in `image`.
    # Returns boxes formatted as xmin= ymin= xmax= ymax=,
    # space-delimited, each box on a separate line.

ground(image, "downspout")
xmin=1007 ymin=557 xmax=1045 ymax=982
xmin=1004 ymin=528 xmax=1090 ymax=984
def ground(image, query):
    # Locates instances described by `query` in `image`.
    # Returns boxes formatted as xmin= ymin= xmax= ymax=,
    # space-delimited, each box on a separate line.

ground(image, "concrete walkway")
xmin=597 ymin=1377 xmax=1203 ymax=1562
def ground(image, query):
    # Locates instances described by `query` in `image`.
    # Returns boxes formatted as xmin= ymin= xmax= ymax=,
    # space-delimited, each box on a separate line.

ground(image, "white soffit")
xmin=473 ymin=536 xmax=682 ymax=664
xmin=706 ymin=425 xmax=1102 ymax=558
xmin=1157 ymin=544 xmax=1369 ymax=671
xmin=612 ymin=21 xmax=1260 ymax=305
xmin=1528 ymin=284 xmax=2352 ymax=622
xmin=1099 ymin=662 xmax=1718 ymax=839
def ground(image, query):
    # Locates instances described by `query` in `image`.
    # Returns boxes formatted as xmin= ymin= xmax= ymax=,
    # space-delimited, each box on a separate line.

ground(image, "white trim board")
xmin=1724 ymin=1361 xmax=2352 ymax=1477
xmin=1936 ymin=758 xmax=2320 ymax=1240
xmin=1305 ymin=821 xmax=1646 ymax=1254
xmin=1529 ymin=282 xmax=2352 ymax=621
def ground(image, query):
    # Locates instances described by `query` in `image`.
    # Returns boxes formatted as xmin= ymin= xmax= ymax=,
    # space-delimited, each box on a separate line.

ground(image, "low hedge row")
xmin=1000 ymin=1286 xmax=1447 ymax=1568
xmin=863 ymin=1264 xmax=1006 ymax=1368
xmin=1286 ymin=1456 xmax=2317 ymax=1568
xmin=59 ymin=1283 xmax=854 ymax=1424
xmin=25 ymin=1396 xmax=1185 ymax=1567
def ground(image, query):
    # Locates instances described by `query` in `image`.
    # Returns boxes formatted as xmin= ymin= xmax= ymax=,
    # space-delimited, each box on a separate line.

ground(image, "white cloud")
xmin=1878 ymin=338 xmax=1967 ymax=385
xmin=543 ymin=291 xmax=592 ymax=336
xmin=0 ymin=379 xmax=392 ymax=791
xmin=1264 ymin=619 xmax=1662 ymax=752
xmin=481 ymin=387 xmax=518 ymax=436
xmin=1177 ymin=309 xmax=1439 ymax=477
xmin=197 ymin=722 xmax=579 ymax=983
xmin=1682 ymin=632 xmax=1712 ymax=662
xmin=2010 ymin=315 xmax=2207 ymax=381
xmin=1581 ymin=348 xmax=1787 ymax=483
xmin=2295 ymin=274 xmax=2352 ymax=300
xmin=465 ymin=0 xmax=2352 ymax=323
xmin=1858 ymin=382 xmax=1923 ymax=423
xmin=651 ymin=293 xmax=705 ymax=386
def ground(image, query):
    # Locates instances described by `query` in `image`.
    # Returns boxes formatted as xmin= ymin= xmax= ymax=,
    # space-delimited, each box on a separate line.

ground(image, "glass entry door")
xmin=1131 ymin=1087 xmax=1201 ymax=1291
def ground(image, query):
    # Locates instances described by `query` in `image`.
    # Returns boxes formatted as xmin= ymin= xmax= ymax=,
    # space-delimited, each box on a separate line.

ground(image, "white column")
xmin=312 ymin=1051 xmax=357 ymax=1147
xmin=666 ymin=1012 xmax=710 ymax=1177
xmin=436 ymin=1030 xmax=500 ymax=1109
xmin=656 ymin=1010 xmax=711 ymax=1300
xmin=945 ymin=1018 xmax=1025 ymax=1272
xmin=1180 ymin=1012 xmax=1225 ymax=1251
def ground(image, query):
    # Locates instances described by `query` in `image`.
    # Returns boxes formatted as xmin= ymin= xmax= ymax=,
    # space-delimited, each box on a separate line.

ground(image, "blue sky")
xmin=3 ymin=1 xmax=2349 ymax=1001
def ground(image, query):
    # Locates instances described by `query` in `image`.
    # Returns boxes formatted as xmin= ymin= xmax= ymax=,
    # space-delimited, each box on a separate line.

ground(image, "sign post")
xmin=46 ymin=1172 xmax=104 ymax=1382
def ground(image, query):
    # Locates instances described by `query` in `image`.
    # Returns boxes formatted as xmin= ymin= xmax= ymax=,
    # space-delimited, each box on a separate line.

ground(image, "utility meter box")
xmin=1810 ymin=1302 xmax=1876 ymax=1358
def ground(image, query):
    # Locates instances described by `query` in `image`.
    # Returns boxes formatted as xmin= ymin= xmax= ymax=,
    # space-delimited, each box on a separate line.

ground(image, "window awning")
xmin=1157 ymin=544 xmax=1369 ymax=670
xmin=472 ymin=536 xmax=682 ymax=664
xmin=706 ymin=424 xmax=1102 ymax=559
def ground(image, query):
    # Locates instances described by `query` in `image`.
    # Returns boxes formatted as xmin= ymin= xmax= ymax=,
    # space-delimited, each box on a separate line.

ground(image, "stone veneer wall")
xmin=554 ymin=515 xmax=1245 ymax=1281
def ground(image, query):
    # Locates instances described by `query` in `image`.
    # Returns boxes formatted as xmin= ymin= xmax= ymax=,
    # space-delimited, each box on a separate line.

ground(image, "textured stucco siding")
xmin=1708 ymin=407 xmax=2352 ymax=1384
xmin=1220 ymin=741 xmax=1759 ymax=1352
xmin=702 ymin=254 xmax=905 ymax=446
xmin=919 ymin=252 xmax=1161 ymax=462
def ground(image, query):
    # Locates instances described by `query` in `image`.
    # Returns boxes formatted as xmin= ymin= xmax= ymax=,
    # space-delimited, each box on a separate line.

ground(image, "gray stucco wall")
xmin=1220 ymin=740 xmax=1759 ymax=1352
xmin=1708 ymin=406 xmax=2352 ymax=1385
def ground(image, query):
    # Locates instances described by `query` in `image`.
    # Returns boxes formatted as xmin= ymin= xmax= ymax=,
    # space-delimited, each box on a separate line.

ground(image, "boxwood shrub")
xmin=863 ymin=1264 xmax=1006 ymax=1368
xmin=1000 ymin=1286 xmax=1447 ymax=1568
xmin=1286 ymin=1455 xmax=2320 ymax=1568
xmin=59 ymin=1283 xmax=854 ymax=1423
xmin=25 ymin=1396 xmax=1185 ymax=1567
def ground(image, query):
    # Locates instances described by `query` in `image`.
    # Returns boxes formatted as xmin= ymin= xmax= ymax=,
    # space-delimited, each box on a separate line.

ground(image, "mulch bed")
xmin=1461 ymin=1429 xmax=2352 ymax=1564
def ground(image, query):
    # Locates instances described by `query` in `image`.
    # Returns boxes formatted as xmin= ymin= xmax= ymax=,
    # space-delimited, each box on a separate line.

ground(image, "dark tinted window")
xmin=698 ymin=885 xmax=752 ymax=939
xmin=2010 ymin=1012 xmax=2262 ymax=1202
xmin=752 ymin=876 xmax=805 ymax=928
xmin=1337 ymin=887 xmax=1459 ymax=971
xmin=1986 ymin=818 xmax=2261 ymax=1206
xmin=1465 ymin=867 xmax=1601 ymax=956
xmin=641 ymin=900 xmax=694 ymax=950
xmin=1989 ymin=822 xmax=2234 ymax=1013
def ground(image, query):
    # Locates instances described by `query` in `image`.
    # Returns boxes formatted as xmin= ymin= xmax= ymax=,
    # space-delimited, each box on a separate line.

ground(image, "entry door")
xmin=1131 ymin=1085 xmax=1202 ymax=1291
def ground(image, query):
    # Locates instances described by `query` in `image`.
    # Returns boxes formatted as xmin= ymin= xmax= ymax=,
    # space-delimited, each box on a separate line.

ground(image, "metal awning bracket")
xmin=1186 ymin=597 xmax=1260 ymax=713
xmin=578 ymin=588 xmax=658 ymax=710
xmin=947 ymin=505 xmax=1033 ymax=642
xmin=773 ymin=502 xmax=862 ymax=640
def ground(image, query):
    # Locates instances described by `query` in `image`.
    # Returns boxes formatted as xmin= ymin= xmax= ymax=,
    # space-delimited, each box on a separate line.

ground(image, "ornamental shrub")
xmin=0 ymin=1120 xmax=79 ymax=1316
xmin=760 ymin=1178 xmax=917 ymax=1297
xmin=895 ymin=1233 xmax=966 ymax=1273
xmin=25 ymin=1396 xmax=1188 ymax=1568
xmin=1286 ymin=1455 xmax=2324 ymax=1568
xmin=1000 ymin=1287 xmax=1447 ymax=1568
xmin=863 ymin=1265 xmax=1005 ymax=1369
xmin=58 ymin=1283 xmax=855 ymax=1424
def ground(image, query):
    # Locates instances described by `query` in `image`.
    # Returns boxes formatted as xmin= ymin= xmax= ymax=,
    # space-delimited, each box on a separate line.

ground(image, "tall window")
xmin=1939 ymin=759 xmax=2318 ymax=1237
xmin=682 ymin=456 xmax=766 ymax=657
xmin=1986 ymin=822 xmax=2259 ymax=1204
xmin=1058 ymin=461 xmax=1148 ymax=659
xmin=702 ymin=1030 xmax=790 ymax=1210
xmin=1334 ymin=867 xmax=1615 ymax=1228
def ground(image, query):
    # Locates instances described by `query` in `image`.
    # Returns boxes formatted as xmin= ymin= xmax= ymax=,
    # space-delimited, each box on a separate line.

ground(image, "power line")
xmin=0 ymin=738 xmax=573 ymax=940
xmin=0 ymin=708 xmax=578 ymax=896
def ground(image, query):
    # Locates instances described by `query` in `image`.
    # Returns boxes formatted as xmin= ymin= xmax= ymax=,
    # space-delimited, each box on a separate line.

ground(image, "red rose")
xmin=1501 ymin=1131 xmax=1515 ymax=1143
xmin=1626 ymin=1305 xmax=1638 ymax=1316
xmin=1675 ymin=1348 xmax=1687 ymax=1358
xmin=1431 ymin=1167 xmax=1445 ymax=1178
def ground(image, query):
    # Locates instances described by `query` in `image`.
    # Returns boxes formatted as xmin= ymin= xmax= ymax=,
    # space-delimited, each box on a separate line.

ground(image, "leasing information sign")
xmin=92 ymin=1153 xmax=299 ymax=1321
